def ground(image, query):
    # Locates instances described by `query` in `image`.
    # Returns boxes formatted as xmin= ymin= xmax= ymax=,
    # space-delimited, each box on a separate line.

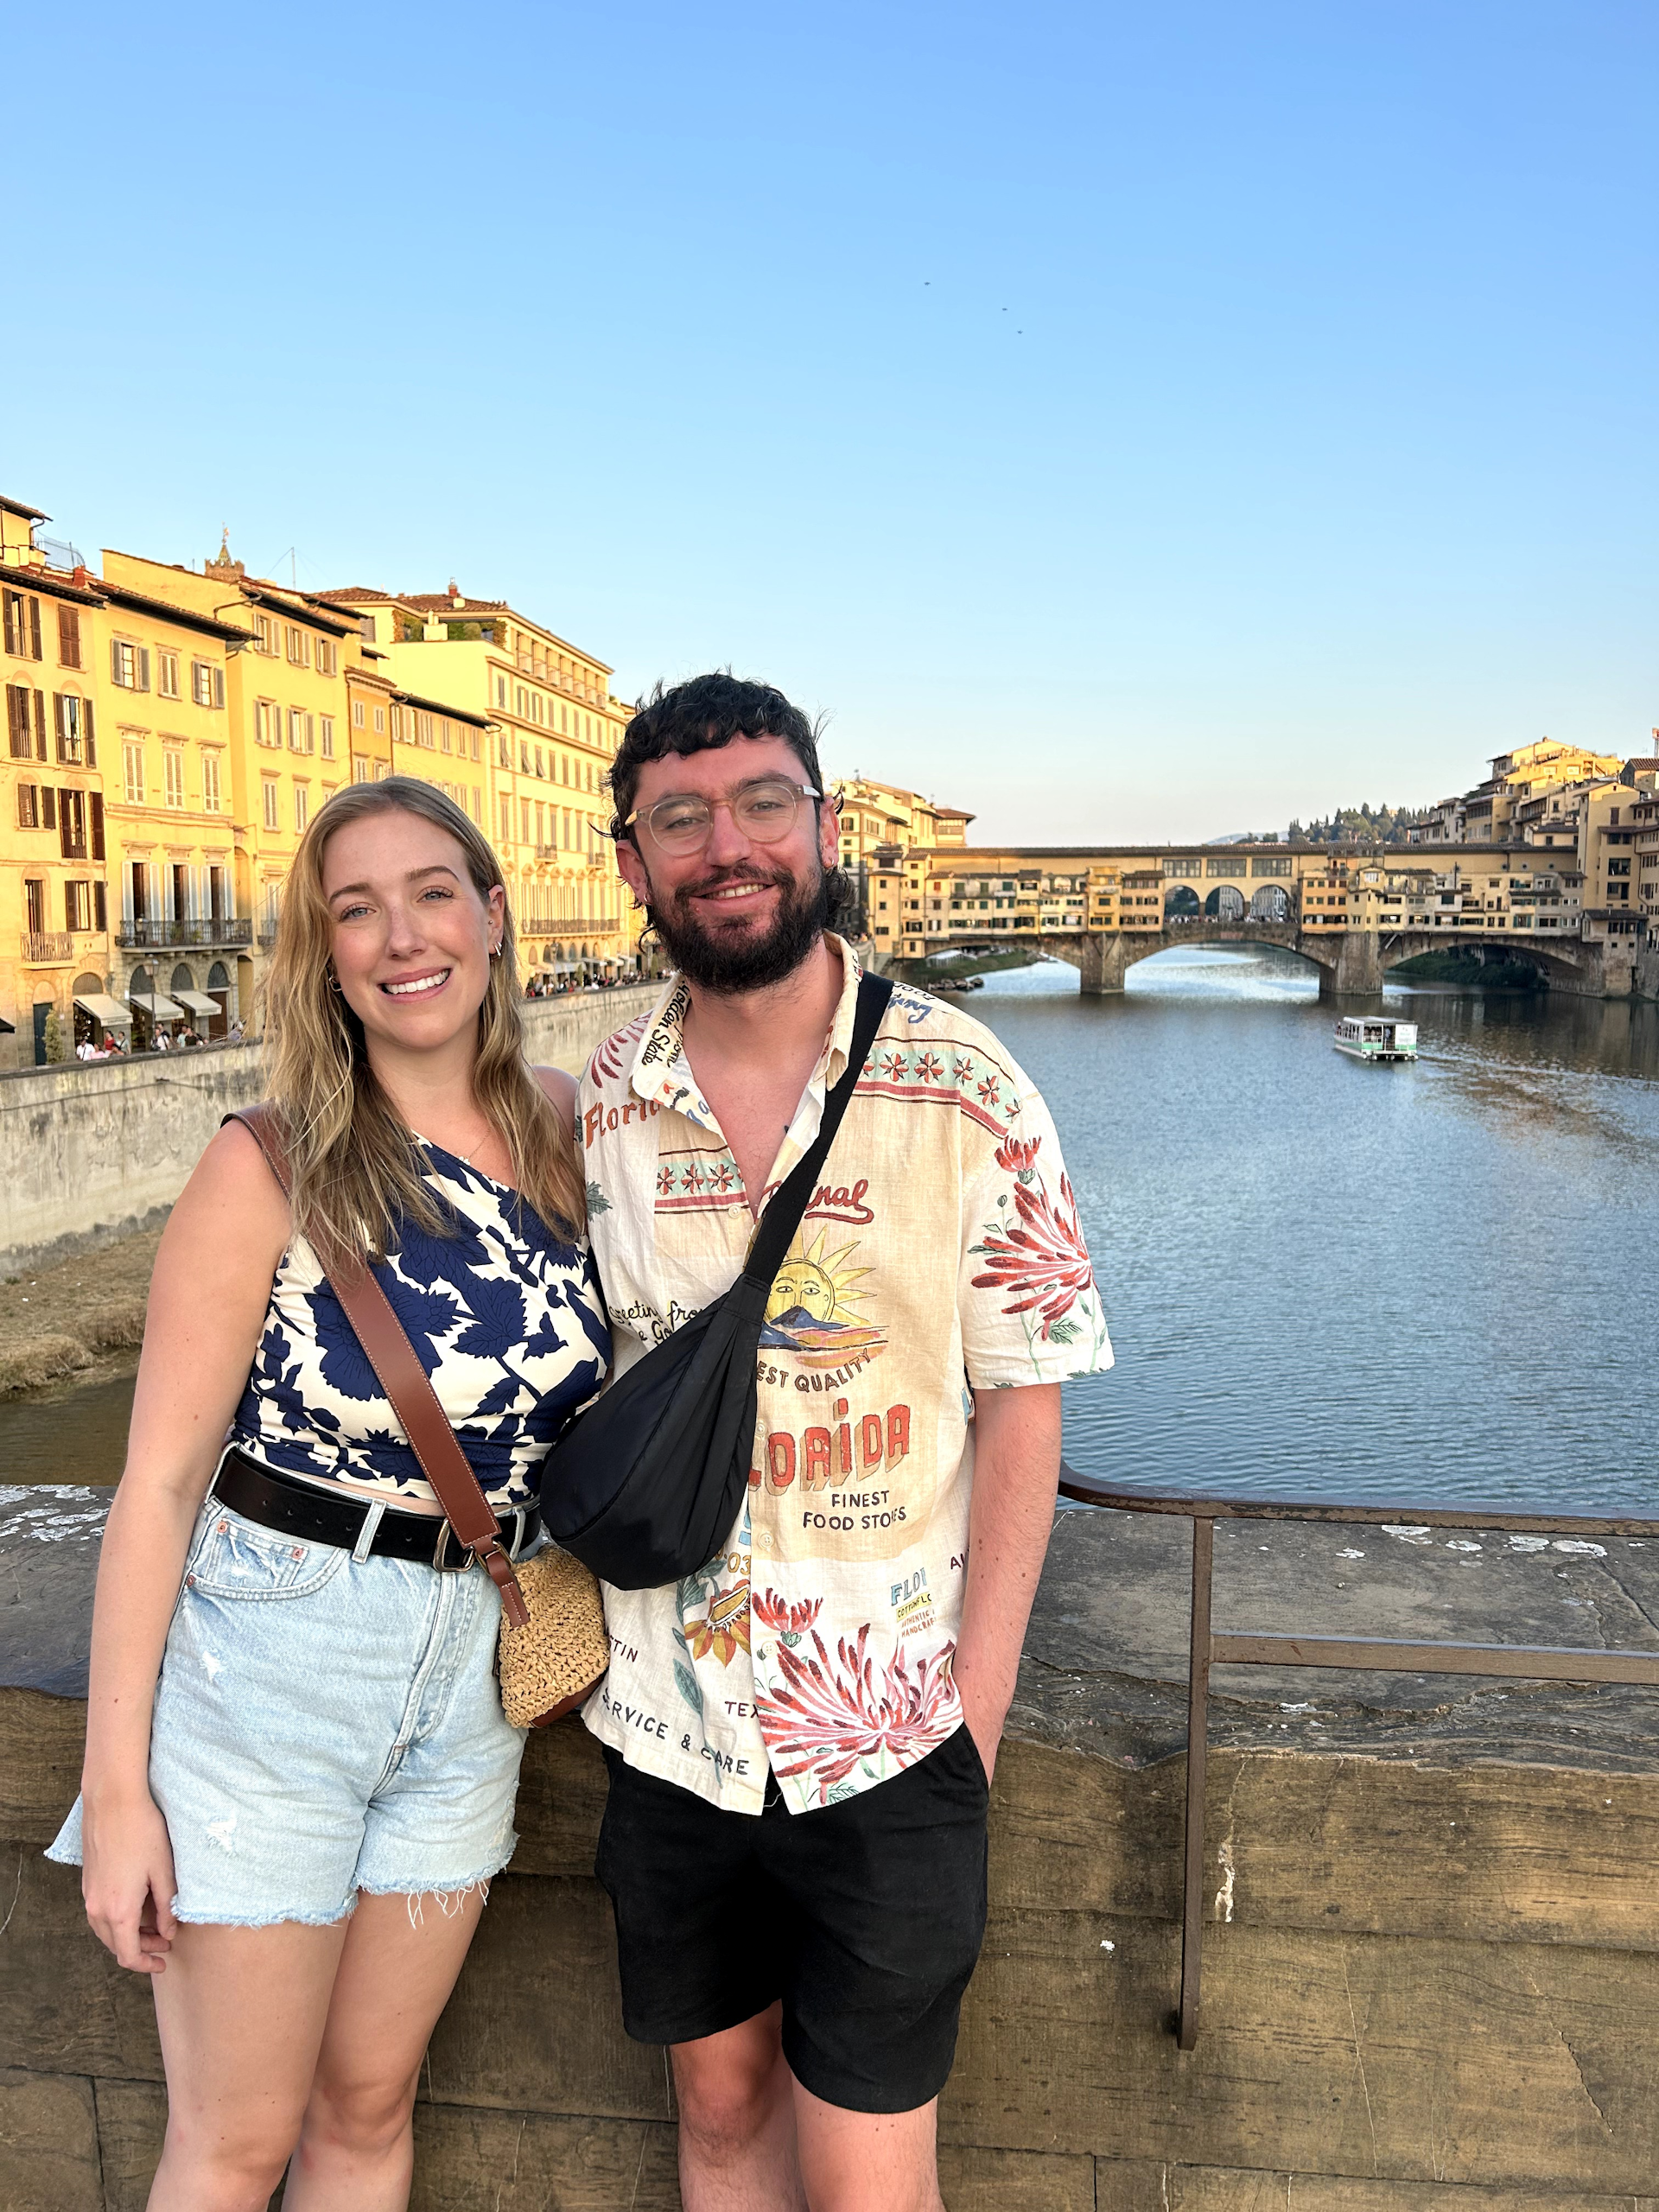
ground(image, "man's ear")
xmin=818 ymin=791 xmax=842 ymax=871
xmin=615 ymin=836 xmax=652 ymax=906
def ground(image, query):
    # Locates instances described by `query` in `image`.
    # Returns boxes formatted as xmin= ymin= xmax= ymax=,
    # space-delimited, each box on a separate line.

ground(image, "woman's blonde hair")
xmin=262 ymin=776 xmax=586 ymax=1264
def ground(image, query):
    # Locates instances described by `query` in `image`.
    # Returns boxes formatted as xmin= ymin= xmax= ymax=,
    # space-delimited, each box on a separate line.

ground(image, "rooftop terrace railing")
xmin=1054 ymin=1465 xmax=1659 ymax=2051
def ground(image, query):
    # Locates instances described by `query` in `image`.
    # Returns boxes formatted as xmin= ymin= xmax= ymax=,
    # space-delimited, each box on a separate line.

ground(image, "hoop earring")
xmin=326 ymin=966 xmax=342 ymax=994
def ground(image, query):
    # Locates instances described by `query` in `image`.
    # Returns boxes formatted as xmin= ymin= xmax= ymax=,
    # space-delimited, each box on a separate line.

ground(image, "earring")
xmin=326 ymin=966 xmax=342 ymax=994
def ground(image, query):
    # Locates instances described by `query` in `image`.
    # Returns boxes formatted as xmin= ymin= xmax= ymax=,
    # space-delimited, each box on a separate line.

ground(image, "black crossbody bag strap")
xmin=741 ymin=971 xmax=893 ymax=1291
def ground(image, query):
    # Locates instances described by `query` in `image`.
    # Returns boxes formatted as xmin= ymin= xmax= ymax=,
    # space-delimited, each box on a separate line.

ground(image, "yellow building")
xmin=320 ymin=586 xmax=634 ymax=982
xmin=95 ymin=537 xmax=375 ymax=1027
xmin=3 ymin=498 xmax=115 ymax=1065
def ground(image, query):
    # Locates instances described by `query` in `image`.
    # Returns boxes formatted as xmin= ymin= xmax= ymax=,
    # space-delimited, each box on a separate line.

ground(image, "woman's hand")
xmin=81 ymin=1790 xmax=179 ymax=1974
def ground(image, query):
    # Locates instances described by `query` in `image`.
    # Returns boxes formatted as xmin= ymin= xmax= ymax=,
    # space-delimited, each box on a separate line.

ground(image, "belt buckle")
xmin=433 ymin=1522 xmax=474 ymax=1573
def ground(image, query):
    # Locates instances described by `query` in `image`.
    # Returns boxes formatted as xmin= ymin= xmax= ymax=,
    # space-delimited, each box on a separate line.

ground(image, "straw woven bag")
xmin=498 ymin=1545 xmax=610 ymax=1726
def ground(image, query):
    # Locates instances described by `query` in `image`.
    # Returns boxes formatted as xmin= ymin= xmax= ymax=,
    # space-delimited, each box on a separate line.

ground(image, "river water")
xmin=971 ymin=950 xmax=1659 ymax=1515
xmin=4 ymin=948 xmax=1656 ymax=1515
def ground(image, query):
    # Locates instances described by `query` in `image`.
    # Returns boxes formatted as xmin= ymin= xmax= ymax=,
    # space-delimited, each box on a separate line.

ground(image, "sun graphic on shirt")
xmin=761 ymin=1230 xmax=887 ymax=1370
xmin=766 ymin=1230 xmax=872 ymax=1327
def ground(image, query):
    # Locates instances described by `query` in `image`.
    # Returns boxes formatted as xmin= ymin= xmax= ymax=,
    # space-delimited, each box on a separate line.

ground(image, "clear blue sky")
xmin=10 ymin=2 xmax=1655 ymax=841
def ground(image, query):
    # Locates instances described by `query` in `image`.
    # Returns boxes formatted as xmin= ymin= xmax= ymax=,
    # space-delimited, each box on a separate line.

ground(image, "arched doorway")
xmin=207 ymin=960 xmax=232 ymax=1040
xmin=1205 ymin=886 xmax=1245 ymax=920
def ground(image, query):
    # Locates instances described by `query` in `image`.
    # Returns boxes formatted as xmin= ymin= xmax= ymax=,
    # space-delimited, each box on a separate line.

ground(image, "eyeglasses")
xmin=624 ymin=777 xmax=822 ymax=855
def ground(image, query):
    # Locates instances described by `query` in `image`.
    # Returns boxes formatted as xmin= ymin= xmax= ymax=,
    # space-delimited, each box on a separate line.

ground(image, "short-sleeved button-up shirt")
xmin=578 ymin=938 xmax=1111 ymax=1814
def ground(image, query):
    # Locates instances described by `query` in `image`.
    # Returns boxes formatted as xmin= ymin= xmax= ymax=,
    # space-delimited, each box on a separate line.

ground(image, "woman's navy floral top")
xmin=230 ymin=1139 xmax=610 ymax=1512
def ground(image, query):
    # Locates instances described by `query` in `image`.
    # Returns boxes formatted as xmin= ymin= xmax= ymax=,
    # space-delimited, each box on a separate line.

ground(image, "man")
xmin=580 ymin=673 xmax=1110 ymax=2212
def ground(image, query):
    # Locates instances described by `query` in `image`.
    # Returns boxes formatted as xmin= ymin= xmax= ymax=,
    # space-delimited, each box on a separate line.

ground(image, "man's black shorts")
xmin=594 ymin=1727 xmax=990 ymax=2114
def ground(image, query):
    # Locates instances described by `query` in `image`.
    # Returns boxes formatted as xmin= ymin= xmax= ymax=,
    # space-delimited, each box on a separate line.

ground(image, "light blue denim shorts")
xmin=48 ymin=1500 xmax=528 ymax=1926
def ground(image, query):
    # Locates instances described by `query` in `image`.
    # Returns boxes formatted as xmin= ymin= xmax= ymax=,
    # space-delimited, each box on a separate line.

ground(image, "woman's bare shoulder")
xmin=159 ymin=1118 xmax=291 ymax=1275
xmin=532 ymin=1065 xmax=578 ymax=1124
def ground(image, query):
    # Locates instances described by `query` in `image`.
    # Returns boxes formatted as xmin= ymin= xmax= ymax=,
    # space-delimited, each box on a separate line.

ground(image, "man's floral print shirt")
xmin=578 ymin=938 xmax=1111 ymax=1815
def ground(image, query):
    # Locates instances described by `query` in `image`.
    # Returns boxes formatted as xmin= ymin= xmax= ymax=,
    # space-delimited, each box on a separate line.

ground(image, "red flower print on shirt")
xmin=754 ymin=1624 xmax=958 ymax=1793
xmin=709 ymin=1160 xmax=737 ymax=1192
xmin=973 ymin=1137 xmax=1096 ymax=1339
xmin=879 ymin=1049 xmax=910 ymax=1084
xmin=656 ymin=1164 xmax=676 ymax=1198
xmin=913 ymin=1051 xmax=945 ymax=1085
xmin=976 ymin=1073 xmax=1001 ymax=1109
xmin=753 ymin=1589 xmax=823 ymax=1647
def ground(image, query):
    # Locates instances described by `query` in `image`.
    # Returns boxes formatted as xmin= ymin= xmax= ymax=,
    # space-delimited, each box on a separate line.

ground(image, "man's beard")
xmin=648 ymin=860 xmax=832 ymax=994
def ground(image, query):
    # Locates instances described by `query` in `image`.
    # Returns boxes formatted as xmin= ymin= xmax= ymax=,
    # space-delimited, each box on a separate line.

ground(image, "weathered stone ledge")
xmin=6 ymin=1494 xmax=1659 ymax=2207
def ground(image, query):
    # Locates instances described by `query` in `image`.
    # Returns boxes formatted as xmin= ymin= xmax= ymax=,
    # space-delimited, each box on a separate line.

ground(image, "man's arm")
xmin=950 ymin=1382 xmax=1062 ymax=1783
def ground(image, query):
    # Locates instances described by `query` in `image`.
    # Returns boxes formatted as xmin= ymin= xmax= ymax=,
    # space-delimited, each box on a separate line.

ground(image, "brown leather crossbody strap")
xmin=227 ymin=1103 xmax=529 ymax=1627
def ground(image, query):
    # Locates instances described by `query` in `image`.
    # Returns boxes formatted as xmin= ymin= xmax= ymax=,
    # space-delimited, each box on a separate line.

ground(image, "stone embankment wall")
xmin=0 ymin=985 xmax=658 ymax=1278
xmin=6 ymin=1497 xmax=1659 ymax=2207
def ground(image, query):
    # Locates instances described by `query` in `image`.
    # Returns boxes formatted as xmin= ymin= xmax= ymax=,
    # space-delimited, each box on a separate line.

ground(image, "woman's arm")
xmin=79 ymin=1120 xmax=290 ymax=1972
xmin=532 ymin=1065 xmax=578 ymax=1128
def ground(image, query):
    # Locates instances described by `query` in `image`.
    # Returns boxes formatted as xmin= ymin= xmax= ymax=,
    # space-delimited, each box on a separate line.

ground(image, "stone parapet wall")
xmin=6 ymin=1497 xmax=1659 ymax=2207
xmin=0 ymin=984 xmax=657 ymax=1277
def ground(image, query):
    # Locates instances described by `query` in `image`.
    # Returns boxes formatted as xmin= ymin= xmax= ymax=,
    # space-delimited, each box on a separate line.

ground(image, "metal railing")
xmin=115 ymin=918 xmax=253 ymax=949
xmin=20 ymin=931 xmax=74 ymax=963
xmin=1054 ymin=1466 xmax=1659 ymax=2051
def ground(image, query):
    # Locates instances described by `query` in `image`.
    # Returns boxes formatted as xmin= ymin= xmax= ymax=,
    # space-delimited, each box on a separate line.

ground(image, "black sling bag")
xmin=543 ymin=971 xmax=893 ymax=1591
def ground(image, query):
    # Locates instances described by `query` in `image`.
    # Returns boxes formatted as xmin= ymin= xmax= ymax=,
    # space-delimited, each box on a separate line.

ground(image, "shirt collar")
xmin=628 ymin=934 xmax=865 ymax=1133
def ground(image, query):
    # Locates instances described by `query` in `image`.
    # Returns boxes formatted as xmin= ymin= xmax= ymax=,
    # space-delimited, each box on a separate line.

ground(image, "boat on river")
xmin=1333 ymin=1015 xmax=1418 ymax=1063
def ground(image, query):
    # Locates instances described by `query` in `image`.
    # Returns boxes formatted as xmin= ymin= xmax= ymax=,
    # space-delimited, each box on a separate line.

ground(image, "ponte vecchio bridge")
xmin=873 ymin=842 xmax=1629 ymax=997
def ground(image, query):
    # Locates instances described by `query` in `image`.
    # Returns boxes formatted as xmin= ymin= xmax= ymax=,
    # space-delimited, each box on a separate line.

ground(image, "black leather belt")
xmin=211 ymin=1449 xmax=540 ymax=1571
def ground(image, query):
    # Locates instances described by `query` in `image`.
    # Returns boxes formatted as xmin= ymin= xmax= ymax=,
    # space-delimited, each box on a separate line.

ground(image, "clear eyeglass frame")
xmin=626 ymin=777 xmax=822 ymax=855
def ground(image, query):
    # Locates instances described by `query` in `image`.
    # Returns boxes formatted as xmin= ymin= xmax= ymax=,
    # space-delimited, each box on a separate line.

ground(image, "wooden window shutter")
xmin=59 ymin=791 xmax=73 ymax=860
xmin=137 ymin=646 xmax=150 ymax=690
xmin=41 ymin=786 xmax=56 ymax=832
xmin=32 ymin=690 xmax=46 ymax=760
xmin=5 ymin=685 xmax=22 ymax=756
xmin=2 ymin=594 xmax=15 ymax=656
xmin=94 ymin=880 xmax=107 ymax=932
xmin=28 ymin=597 xmax=41 ymax=660
xmin=82 ymin=696 xmax=96 ymax=768
xmin=90 ymin=791 xmax=105 ymax=862
xmin=57 ymin=604 xmax=78 ymax=667
xmin=53 ymin=694 xmax=66 ymax=763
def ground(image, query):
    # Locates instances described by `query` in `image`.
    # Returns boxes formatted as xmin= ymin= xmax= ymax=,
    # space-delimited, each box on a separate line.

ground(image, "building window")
xmin=263 ymin=779 xmax=280 ymax=830
xmin=440 ymin=718 xmax=452 ymax=753
xmin=202 ymin=752 xmax=221 ymax=812
xmin=289 ymin=708 xmax=315 ymax=753
xmin=64 ymin=879 xmax=95 ymax=933
xmin=315 ymin=638 xmax=338 ymax=676
xmin=7 ymin=683 xmax=45 ymax=760
xmin=123 ymin=740 xmax=145 ymax=803
xmin=59 ymin=787 xmax=87 ymax=859
xmin=255 ymin=699 xmax=278 ymax=746
xmin=352 ymin=699 xmax=365 ymax=729
xmin=497 ymin=676 xmax=507 ymax=707
xmin=353 ymin=756 xmax=371 ymax=784
xmin=321 ymin=715 xmax=335 ymax=760
xmin=3 ymin=590 xmax=43 ymax=659
xmin=295 ymin=785 xmax=309 ymax=831
xmin=155 ymin=649 xmax=178 ymax=698
xmin=16 ymin=783 xmax=39 ymax=828
xmin=191 ymin=660 xmax=225 ymax=709
xmin=253 ymin=613 xmax=276 ymax=654
xmin=372 ymin=705 xmax=385 ymax=734
xmin=285 ymin=626 xmax=309 ymax=667
xmin=111 ymin=639 xmax=150 ymax=690
xmin=54 ymin=693 xmax=95 ymax=766
xmin=57 ymin=605 xmax=83 ymax=669
xmin=164 ymin=750 xmax=185 ymax=809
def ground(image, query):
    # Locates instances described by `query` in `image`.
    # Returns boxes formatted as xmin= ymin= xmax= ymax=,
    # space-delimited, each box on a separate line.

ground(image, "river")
xmin=971 ymin=949 xmax=1659 ymax=1515
xmin=3 ymin=948 xmax=1656 ymax=1514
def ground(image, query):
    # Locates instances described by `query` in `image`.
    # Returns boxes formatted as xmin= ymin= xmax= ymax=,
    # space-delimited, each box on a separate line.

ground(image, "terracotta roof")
xmin=311 ymin=586 xmax=394 ymax=603
xmin=398 ymin=593 xmax=510 ymax=613
xmin=1 ymin=493 xmax=48 ymax=523
xmin=394 ymin=685 xmax=490 ymax=728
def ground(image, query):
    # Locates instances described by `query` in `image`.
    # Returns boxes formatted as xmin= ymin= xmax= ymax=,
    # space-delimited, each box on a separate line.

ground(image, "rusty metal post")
xmin=1178 ymin=1514 xmax=1214 ymax=2050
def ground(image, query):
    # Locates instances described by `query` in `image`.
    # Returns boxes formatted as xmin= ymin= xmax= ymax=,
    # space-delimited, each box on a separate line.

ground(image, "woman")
xmin=49 ymin=778 xmax=609 ymax=2210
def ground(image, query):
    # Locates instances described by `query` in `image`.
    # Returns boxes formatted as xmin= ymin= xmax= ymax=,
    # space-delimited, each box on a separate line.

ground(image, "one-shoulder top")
xmin=229 ymin=1139 xmax=610 ymax=1513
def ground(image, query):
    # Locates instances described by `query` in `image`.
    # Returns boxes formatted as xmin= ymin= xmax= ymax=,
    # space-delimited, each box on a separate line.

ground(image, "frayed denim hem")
xmin=168 ymin=1895 xmax=359 ymax=1929
xmin=357 ymin=1834 xmax=518 ymax=1928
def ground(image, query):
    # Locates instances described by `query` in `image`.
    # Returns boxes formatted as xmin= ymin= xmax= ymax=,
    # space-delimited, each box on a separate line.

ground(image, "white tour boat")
xmin=1333 ymin=1015 xmax=1418 ymax=1063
